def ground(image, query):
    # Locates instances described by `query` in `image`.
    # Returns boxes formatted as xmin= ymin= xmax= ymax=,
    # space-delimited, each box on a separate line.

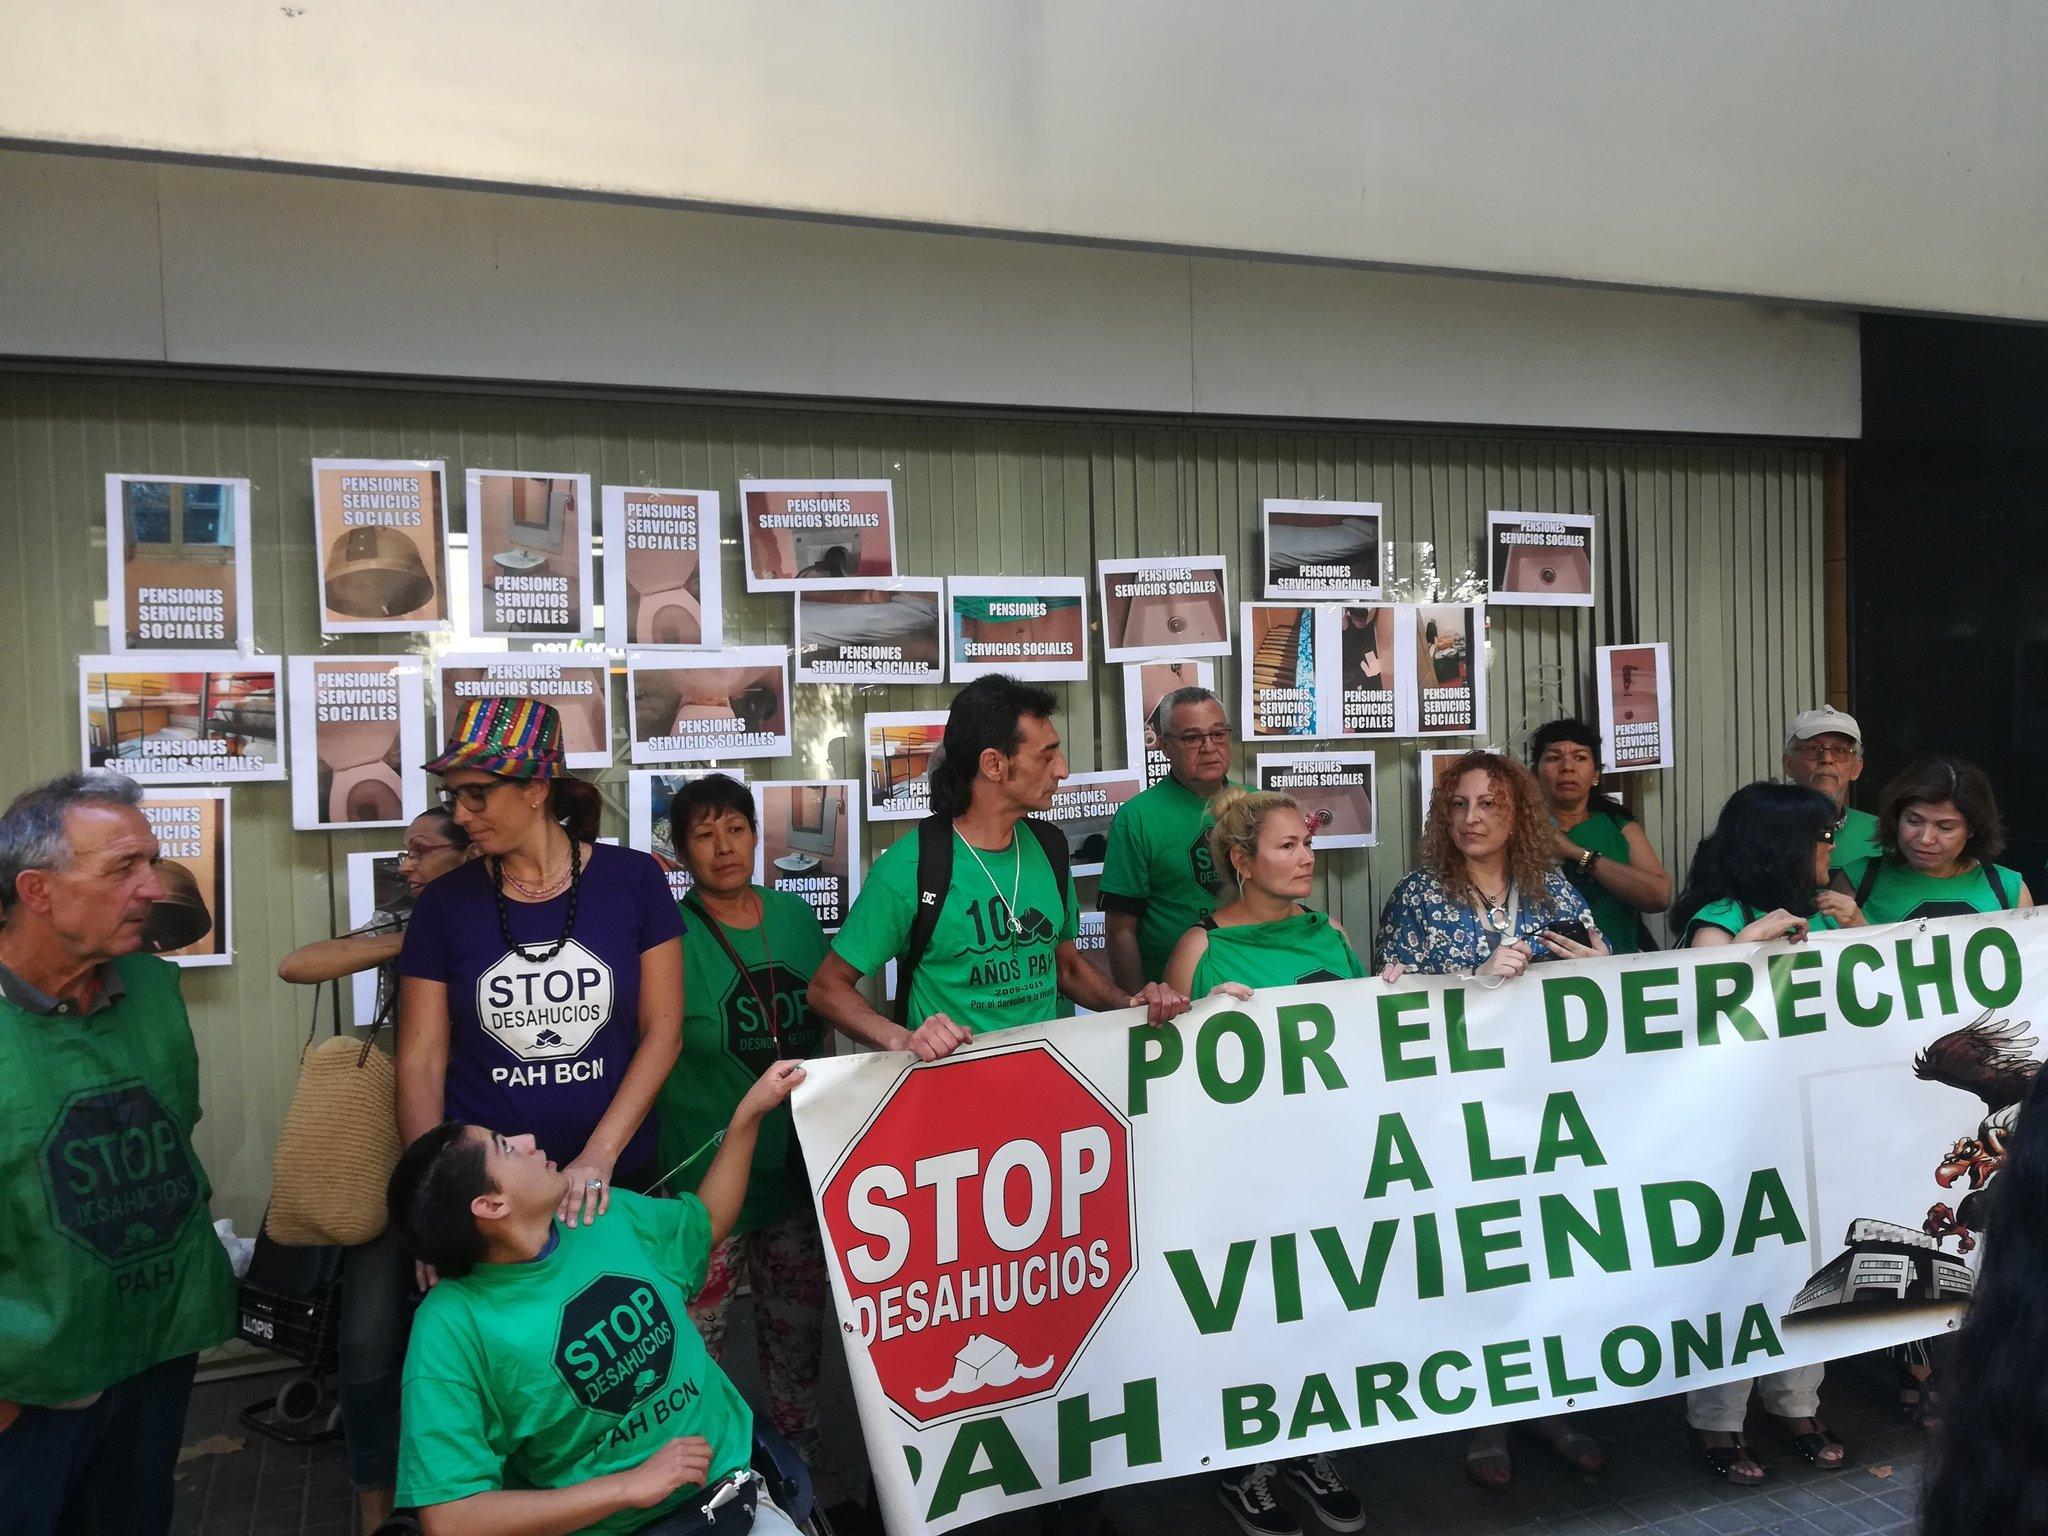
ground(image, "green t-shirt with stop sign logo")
xmin=833 ymin=826 xmax=1080 ymax=1034
xmin=397 ymin=1190 xmax=752 ymax=1532
xmin=0 ymin=952 xmax=234 ymax=1405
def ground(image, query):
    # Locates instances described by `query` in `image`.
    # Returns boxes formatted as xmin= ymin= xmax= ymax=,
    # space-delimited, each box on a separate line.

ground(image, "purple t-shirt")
xmin=398 ymin=842 xmax=684 ymax=1175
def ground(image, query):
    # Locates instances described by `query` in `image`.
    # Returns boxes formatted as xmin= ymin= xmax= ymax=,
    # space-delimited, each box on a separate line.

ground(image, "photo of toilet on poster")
xmin=287 ymin=657 xmax=428 ymax=830
xmin=947 ymin=577 xmax=1089 ymax=682
xmin=627 ymin=768 xmax=753 ymax=901
xmin=1028 ymin=769 xmax=1143 ymax=878
xmin=137 ymin=788 xmax=231 ymax=967
xmin=311 ymin=459 xmax=451 ymax=634
xmin=435 ymin=652 xmax=613 ymax=771
xmin=864 ymin=711 xmax=947 ymax=822
xmin=1097 ymin=556 xmax=1232 ymax=662
xmin=1242 ymin=603 xmax=1417 ymax=740
xmin=1487 ymin=510 xmax=1596 ymax=608
xmin=345 ymin=848 xmax=410 ymax=1028
xmin=465 ymin=470 xmax=594 ymax=639
xmin=1255 ymin=751 xmax=1377 ymax=849
xmin=738 ymin=479 xmax=898 ymax=592
xmin=755 ymin=780 xmax=861 ymax=930
xmin=794 ymin=579 xmax=945 ymax=683
xmin=1262 ymin=499 xmax=1383 ymax=601
xmin=600 ymin=486 xmax=723 ymax=650
xmin=1122 ymin=659 xmax=1217 ymax=787
xmin=78 ymin=654 xmax=286 ymax=783
xmin=1596 ymin=641 xmax=1674 ymax=772
xmin=104 ymin=474 xmax=255 ymax=653
xmin=627 ymin=647 xmax=792 ymax=763
xmin=1413 ymin=603 xmax=1488 ymax=736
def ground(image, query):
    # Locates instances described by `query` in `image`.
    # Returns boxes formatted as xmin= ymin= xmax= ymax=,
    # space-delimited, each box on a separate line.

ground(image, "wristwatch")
xmin=1578 ymin=849 xmax=1601 ymax=876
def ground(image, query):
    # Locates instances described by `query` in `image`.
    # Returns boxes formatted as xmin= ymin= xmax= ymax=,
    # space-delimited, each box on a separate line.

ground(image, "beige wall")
xmin=1 ymin=1 xmax=2041 ymax=319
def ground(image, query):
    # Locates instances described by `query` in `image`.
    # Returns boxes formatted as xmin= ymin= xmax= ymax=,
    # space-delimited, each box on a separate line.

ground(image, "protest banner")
xmin=793 ymin=912 xmax=2033 ymax=1535
xmin=104 ymin=474 xmax=254 ymax=653
xmin=601 ymin=486 xmax=723 ymax=650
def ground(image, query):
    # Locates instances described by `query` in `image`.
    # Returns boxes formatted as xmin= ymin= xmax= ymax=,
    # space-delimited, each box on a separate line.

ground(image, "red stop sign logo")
xmin=820 ymin=1040 xmax=1137 ymax=1426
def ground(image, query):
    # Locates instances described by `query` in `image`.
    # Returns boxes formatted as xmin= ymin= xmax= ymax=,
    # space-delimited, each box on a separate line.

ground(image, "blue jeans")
xmin=0 ymin=1354 xmax=197 ymax=1536
xmin=338 ymin=1229 xmax=411 ymax=1490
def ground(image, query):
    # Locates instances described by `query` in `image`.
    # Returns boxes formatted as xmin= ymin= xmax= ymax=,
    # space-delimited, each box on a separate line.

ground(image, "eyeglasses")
xmin=1167 ymin=728 xmax=1233 ymax=749
xmin=399 ymin=840 xmax=460 ymax=864
xmin=1792 ymin=743 xmax=1859 ymax=763
xmin=438 ymin=778 xmax=519 ymax=812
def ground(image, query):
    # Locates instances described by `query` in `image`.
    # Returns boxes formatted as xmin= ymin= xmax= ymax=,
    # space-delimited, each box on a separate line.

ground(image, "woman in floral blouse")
xmin=1375 ymin=749 xmax=1610 ymax=1487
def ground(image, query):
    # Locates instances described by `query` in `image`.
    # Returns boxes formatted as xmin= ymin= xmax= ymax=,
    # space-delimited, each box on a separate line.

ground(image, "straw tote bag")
xmin=267 ymin=979 xmax=403 ymax=1247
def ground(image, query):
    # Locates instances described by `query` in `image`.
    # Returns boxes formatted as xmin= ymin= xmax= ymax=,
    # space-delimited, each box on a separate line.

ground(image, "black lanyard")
xmin=683 ymin=890 xmax=789 ymax=1056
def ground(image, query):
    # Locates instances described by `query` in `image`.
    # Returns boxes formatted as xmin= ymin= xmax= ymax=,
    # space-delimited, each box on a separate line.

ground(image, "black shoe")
xmin=1282 ymin=1454 xmax=1366 ymax=1533
xmin=1218 ymin=1465 xmax=1301 ymax=1536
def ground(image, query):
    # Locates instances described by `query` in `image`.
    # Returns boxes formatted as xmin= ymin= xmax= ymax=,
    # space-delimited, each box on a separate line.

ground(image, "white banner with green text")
xmin=792 ymin=911 xmax=2042 ymax=1534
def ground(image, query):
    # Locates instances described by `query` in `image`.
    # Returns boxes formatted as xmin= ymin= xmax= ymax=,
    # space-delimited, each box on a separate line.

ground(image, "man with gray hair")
xmin=1098 ymin=685 xmax=1235 ymax=991
xmin=1782 ymin=705 xmax=1881 ymax=872
xmin=0 ymin=770 xmax=234 ymax=1536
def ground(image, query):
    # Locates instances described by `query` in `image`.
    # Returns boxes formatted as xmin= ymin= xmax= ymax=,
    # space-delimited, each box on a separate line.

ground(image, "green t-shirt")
xmin=1829 ymin=806 xmax=1882 ymax=873
xmin=1565 ymin=809 xmax=1642 ymax=956
xmin=658 ymin=888 xmax=827 ymax=1235
xmin=1845 ymin=857 xmax=2024 ymax=926
xmin=0 ymin=953 xmax=233 ymax=1404
xmin=1684 ymin=899 xmax=1841 ymax=944
xmin=397 ymin=1191 xmax=752 ymax=1533
xmin=1189 ymin=908 xmax=1366 ymax=996
xmin=833 ymin=826 xmax=1079 ymax=1034
xmin=1098 ymin=775 xmax=1230 ymax=983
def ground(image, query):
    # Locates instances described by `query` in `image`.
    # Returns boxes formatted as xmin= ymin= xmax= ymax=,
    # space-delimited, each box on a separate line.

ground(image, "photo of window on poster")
xmin=1122 ymin=660 xmax=1217 ymax=788
xmin=104 ymin=474 xmax=255 ymax=654
xmin=1256 ymin=752 xmax=1376 ymax=849
xmin=1263 ymin=499 xmax=1383 ymax=601
xmin=627 ymin=647 xmax=792 ymax=763
xmin=312 ymin=459 xmax=452 ymax=634
xmin=78 ymin=653 xmax=287 ymax=784
xmin=137 ymin=788 xmax=231 ymax=967
xmin=1028 ymin=769 xmax=1142 ymax=878
xmin=286 ymin=657 xmax=427 ymax=831
xmin=1487 ymin=510 xmax=1596 ymax=608
xmin=1419 ymin=745 xmax=1497 ymax=834
xmin=1412 ymin=603 xmax=1488 ymax=737
xmin=947 ymin=577 xmax=1090 ymax=682
xmin=435 ymin=652 xmax=614 ymax=771
xmin=795 ymin=579 xmax=945 ymax=684
xmin=600 ymin=486 xmax=723 ymax=650
xmin=464 ymin=470 xmax=594 ymax=639
xmin=627 ymin=768 xmax=754 ymax=901
xmin=738 ymin=479 xmax=898 ymax=592
xmin=755 ymin=780 xmax=861 ymax=931
xmin=1097 ymin=556 xmax=1231 ymax=662
xmin=1596 ymin=641 xmax=1674 ymax=773
xmin=864 ymin=711 xmax=947 ymax=822
xmin=345 ymin=849 xmax=409 ymax=1028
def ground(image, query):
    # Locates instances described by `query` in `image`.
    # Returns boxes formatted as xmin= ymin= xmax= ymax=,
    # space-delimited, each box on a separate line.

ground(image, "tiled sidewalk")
xmin=172 ymin=1343 xmax=1928 ymax=1536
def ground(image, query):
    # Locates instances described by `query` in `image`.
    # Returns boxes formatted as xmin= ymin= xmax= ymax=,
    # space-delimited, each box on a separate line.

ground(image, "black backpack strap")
xmin=894 ymin=816 xmax=958 ymax=1026
xmin=1854 ymin=858 xmax=1883 ymax=907
xmin=1988 ymin=863 xmax=2012 ymax=910
xmin=1020 ymin=815 xmax=1073 ymax=914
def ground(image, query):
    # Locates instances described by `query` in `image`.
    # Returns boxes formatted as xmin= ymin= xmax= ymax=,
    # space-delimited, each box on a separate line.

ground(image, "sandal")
xmin=1896 ymin=1362 xmax=1944 ymax=1432
xmin=1774 ymin=1416 xmax=1849 ymax=1471
xmin=1696 ymin=1430 xmax=1767 ymax=1486
xmin=1464 ymin=1427 xmax=1513 ymax=1489
xmin=1531 ymin=1418 xmax=1606 ymax=1475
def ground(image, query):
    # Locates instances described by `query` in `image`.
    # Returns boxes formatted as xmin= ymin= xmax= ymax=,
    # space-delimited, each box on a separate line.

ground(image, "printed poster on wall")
xmin=138 ymin=788 xmax=231 ymax=967
xmin=864 ymin=711 xmax=947 ymax=822
xmin=756 ymin=779 xmax=861 ymax=930
xmin=627 ymin=768 xmax=753 ymax=901
xmin=947 ymin=577 xmax=1089 ymax=682
xmin=1488 ymin=511 xmax=1596 ymax=608
xmin=1122 ymin=660 xmax=1217 ymax=788
xmin=1097 ymin=557 xmax=1231 ymax=662
xmin=1420 ymin=745 xmax=1495 ymax=833
xmin=1242 ymin=604 xmax=1416 ymax=741
xmin=795 ymin=579 xmax=945 ymax=684
xmin=104 ymin=474 xmax=254 ymax=653
xmin=739 ymin=479 xmax=898 ymax=592
xmin=601 ymin=486 xmax=723 ymax=650
xmin=78 ymin=654 xmax=285 ymax=783
xmin=287 ymin=657 xmax=427 ymax=830
xmin=312 ymin=459 xmax=451 ymax=633
xmin=465 ymin=470 xmax=594 ymax=639
xmin=1028 ymin=770 xmax=1143 ymax=878
xmin=436 ymin=652 xmax=613 ymax=771
xmin=1414 ymin=603 xmax=1488 ymax=736
xmin=627 ymin=647 xmax=792 ymax=763
xmin=1068 ymin=910 xmax=1118 ymax=1012
xmin=1596 ymin=642 xmax=1674 ymax=773
xmin=1255 ymin=751 xmax=1376 ymax=849
xmin=1262 ymin=499 xmax=1382 ymax=601
xmin=345 ymin=849 xmax=410 ymax=1028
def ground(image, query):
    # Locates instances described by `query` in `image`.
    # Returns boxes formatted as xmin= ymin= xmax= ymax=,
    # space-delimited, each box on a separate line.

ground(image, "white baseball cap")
xmin=1785 ymin=706 xmax=1863 ymax=753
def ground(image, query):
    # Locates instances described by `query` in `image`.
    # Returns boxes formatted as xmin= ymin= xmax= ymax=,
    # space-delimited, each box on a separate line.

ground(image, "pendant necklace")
xmin=490 ymin=833 xmax=584 ymax=964
xmin=957 ymin=831 xmax=1024 ymax=942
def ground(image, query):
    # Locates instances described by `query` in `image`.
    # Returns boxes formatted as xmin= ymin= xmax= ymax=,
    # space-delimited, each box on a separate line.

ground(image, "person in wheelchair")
xmin=389 ymin=1058 xmax=809 ymax=1536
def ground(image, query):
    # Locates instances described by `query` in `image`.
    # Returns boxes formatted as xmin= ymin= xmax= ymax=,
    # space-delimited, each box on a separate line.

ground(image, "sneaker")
xmin=1217 ymin=1464 xmax=1301 ymax=1536
xmin=1282 ymin=1454 xmax=1366 ymax=1532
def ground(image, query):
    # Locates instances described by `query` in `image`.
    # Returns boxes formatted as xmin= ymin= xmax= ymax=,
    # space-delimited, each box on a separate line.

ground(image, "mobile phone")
xmin=1547 ymin=916 xmax=1592 ymax=947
